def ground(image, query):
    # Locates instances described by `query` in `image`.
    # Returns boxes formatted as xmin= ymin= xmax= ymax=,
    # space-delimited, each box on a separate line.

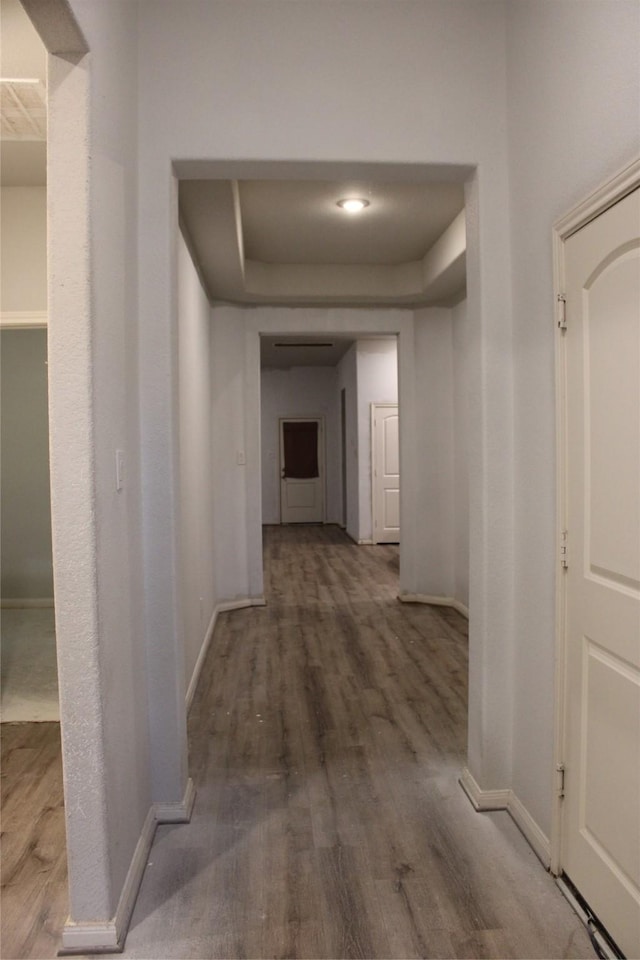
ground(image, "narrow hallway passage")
xmin=117 ymin=526 xmax=593 ymax=959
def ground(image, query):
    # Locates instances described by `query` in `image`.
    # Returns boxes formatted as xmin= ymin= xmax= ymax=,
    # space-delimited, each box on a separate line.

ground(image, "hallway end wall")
xmin=261 ymin=366 xmax=341 ymax=525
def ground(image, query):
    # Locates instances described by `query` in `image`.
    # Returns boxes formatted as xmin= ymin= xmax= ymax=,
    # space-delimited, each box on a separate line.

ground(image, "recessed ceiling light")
xmin=337 ymin=198 xmax=370 ymax=214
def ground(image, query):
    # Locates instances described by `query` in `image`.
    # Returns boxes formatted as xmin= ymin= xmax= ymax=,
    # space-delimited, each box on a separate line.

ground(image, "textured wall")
xmin=46 ymin=0 xmax=153 ymax=925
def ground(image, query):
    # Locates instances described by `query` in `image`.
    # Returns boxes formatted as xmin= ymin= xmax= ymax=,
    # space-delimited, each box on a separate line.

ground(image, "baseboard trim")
xmin=357 ymin=538 xmax=375 ymax=545
xmin=185 ymin=607 xmax=218 ymax=712
xmin=1 ymin=310 xmax=48 ymax=329
xmin=459 ymin=767 xmax=551 ymax=868
xmin=154 ymin=777 xmax=196 ymax=824
xmin=1 ymin=597 xmax=55 ymax=608
xmin=508 ymin=790 xmax=551 ymax=867
xmin=185 ymin=596 xmax=266 ymax=711
xmin=60 ymin=806 xmax=157 ymax=954
xmin=398 ymin=593 xmax=469 ymax=619
xmin=450 ymin=599 xmax=469 ymax=620
xmin=459 ymin=767 xmax=511 ymax=811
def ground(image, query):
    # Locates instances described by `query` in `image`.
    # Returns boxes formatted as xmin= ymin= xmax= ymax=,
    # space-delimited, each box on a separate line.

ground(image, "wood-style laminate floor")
xmin=119 ymin=526 xmax=593 ymax=959
xmin=1 ymin=526 xmax=594 ymax=959
xmin=1 ymin=721 xmax=68 ymax=959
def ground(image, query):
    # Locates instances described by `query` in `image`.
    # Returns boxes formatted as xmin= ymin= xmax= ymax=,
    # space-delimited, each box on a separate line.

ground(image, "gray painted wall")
xmin=0 ymin=329 xmax=53 ymax=598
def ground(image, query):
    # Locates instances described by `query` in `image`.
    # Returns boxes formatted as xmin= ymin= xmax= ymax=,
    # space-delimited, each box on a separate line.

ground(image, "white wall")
xmin=337 ymin=344 xmax=359 ymax=541
xmin=49 ymin=0 xmax=640 ymax=934
xmin=44 ymin=0 xmax=154 ymax=930
xmin=66 ymin=8 xmax=515 ymax=923
xmin=506 ymin=0 xmax=640 ymax=838
xmin=0 ymin=329 xmax=53 ymax=598
xmin=356 ymin=339 xmax=398 ymax=542
xmin=452 ymin=299 xmax=470 ymax=610
xmin=413 ymin=308 xmax=455 ymax=598
xmin=210 ymin=308 xmax=251 ymax=601
xmin=0 ymin=186 xmax=47 ymax=313
xmin=261 ymin=366 xmax=340 ymax=525
xmin=178 ymin=229 xmax=216 ymax=689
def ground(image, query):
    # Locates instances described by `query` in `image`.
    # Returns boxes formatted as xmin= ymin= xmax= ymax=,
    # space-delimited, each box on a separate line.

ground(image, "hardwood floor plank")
xmin=0 ymin=722 xmax=68 ymax=960
xmin=1 ymin=527 xmax=595 ymax=959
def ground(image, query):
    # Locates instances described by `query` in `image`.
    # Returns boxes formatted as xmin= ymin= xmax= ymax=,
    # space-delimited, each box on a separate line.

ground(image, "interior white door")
xmin=561 ymin=187 xmax=640 ymax=958
xmin=372 ymin=404 xmax=400 ymax=543
xmin=279 ymin=418 xmax=324 ymax=524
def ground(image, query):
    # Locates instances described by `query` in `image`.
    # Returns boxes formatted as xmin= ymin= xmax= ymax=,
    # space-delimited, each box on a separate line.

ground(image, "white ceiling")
xmin=240 ymin=180 xmax=464 ymax=265
xmin=0 ymin=0 xmax=47 ymax=186
xmin=2 ymin=0 xmax=469 ymax=331
xmin=180 ymin=178 xmax=467 ymax=309
xmin=260 ymin=334 xmax=357 ymax=370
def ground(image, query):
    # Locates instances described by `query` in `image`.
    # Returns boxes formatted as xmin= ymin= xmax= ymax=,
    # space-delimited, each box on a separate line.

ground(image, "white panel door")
xmin=562 ymin=187 xmax=640 ymax=958
xmin=372 ymin=404 xmax=400 ymax=543
xmin=279 ymin=418 xmax=324 ymax=524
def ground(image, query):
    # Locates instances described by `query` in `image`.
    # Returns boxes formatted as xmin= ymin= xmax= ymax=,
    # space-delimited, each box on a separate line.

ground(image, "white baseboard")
xmin=154 ymin=777 xmax=196 ymax=824
xmin=0 ymin=310 xmax=47 ymax=329
xmin=185 ymin=607 xmax=219 ymax=711
xmin=398 ymin=592 xmax=469 ymax=619
xmin=185 ymin=596 xmax=266 ymax=711
xmin=451 ymin=599 xmax=469 ymax=619
xmin=508 ymin=790 xmax=551 ymax=867
xmin=60 ymin=806 xmax=157 ymax=954
xmin=459 ymin=767 xmax=551 ymax=868
xmin=459 ymin=767 xmax=512 ymax=810
xmin=357 ymin=538 xmax=375 ymax=545
xmin=1 ymin=597 xmax=55 ymax=608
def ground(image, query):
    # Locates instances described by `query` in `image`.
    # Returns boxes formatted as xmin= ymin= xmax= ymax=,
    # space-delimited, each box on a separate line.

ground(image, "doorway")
xmin=279 ymin=417 xmax=325 ymax=523
xmin=554 ymin=164 xmax=640 ymax=958
xmin=0 ymin=327 xmax=57 ymax=722
xmin=371 ymin=402 xmax=400 ymax=544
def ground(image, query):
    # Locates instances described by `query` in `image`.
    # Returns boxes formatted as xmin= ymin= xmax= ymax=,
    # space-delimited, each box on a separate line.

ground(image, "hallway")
xmin=112 ymin=526 xmax=592 ymax=959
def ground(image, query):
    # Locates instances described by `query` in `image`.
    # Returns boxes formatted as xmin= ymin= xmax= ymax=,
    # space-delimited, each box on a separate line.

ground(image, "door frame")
xmin=551 ymin=156 xmax=640 ymax=877
xmin=278 ymin=415 xmax=326 ymax=524
xmin=371 ymin=402 xmax=400 ymax=544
